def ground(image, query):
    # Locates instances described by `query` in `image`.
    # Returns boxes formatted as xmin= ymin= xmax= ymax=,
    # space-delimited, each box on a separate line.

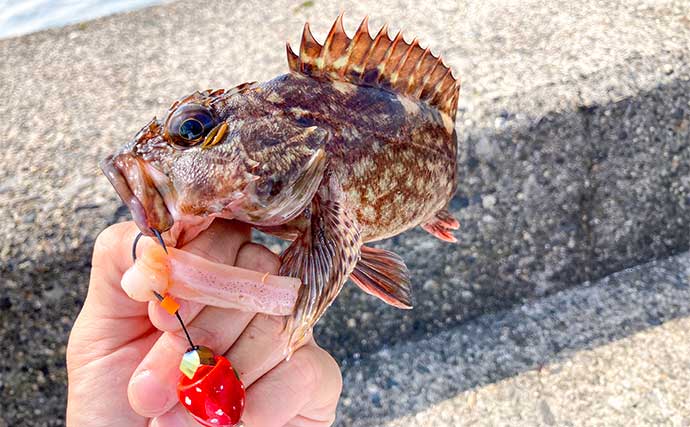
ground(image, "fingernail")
xmin=150 ymin=408 xmax=192 ymax=427
xmin=129 ymin=369 xmax=170 ymax=415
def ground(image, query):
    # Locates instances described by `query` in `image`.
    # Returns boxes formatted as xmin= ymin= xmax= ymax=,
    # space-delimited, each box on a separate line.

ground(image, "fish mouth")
xmin=100 ymin=153 xmax=174 ymax=236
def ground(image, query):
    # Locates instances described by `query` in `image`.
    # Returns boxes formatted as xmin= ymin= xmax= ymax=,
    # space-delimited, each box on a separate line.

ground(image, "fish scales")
xmin=226 ymin=73 xmax=456 ymax=241
xmin=101 ymin=14 xmax=461 ymax=352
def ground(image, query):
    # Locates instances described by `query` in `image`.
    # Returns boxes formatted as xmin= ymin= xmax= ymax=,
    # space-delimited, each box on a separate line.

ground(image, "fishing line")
xmin=132 ymin=230 xmax=196 ymax=349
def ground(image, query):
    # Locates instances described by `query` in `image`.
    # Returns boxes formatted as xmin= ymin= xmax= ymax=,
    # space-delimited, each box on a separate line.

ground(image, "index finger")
xmin=91 ymin=221 xmax=141 ymax=287
xmin=84 ymin=221 xmax=146 ymax=320
xmin=87 ymin=219 xmax=253 ymax=320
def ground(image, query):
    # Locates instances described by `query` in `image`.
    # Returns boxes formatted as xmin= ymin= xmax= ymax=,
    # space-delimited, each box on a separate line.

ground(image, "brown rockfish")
xmin=101 ymin=14 xmax=460 ymax=351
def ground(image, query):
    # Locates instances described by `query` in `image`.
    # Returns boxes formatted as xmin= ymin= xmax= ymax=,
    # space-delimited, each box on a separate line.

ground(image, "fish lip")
xmin=100 ymin=153 xmax=174 ymax=236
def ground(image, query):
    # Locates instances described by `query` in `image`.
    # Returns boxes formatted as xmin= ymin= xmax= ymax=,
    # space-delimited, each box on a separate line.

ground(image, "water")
xmin=0 ymin=0 xmax=167 ymax=39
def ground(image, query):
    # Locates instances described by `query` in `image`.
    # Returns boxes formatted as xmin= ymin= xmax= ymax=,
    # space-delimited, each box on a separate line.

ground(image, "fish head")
xmin=101 ymin=84 xmax=329 ymax=243
xmin=100 ymin=89 xmax=255 ymax=240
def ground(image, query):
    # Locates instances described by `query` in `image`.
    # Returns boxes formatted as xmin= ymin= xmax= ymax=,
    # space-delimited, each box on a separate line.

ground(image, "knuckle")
xmin=321 ymin=412 xmax=337 ymax=426
xmin=260 ymin=252 xmax=282 ymax=275
xmin=93 ymin=224 xmax=121 ymax=257
xmin=248 ymin=314 xmax=289 ymax=341
xmin=289 ymin=349 xmax=322 ymax=393
xmin=237 ymin=242 xmax=281 ymax=274
xmin=315 ymin=346 xmax=342 ymax=395
xmin=326 ymin=354 xmax=343 ymax=395
xmin=93 ymin=222 xmax=135 ymax=261
xmin=169 ymin=324 xmax=216 ymax=352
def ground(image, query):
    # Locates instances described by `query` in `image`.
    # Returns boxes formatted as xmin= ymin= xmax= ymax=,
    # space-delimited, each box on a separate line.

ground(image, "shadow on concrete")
xmin=319 ymin=76 xmax=690 ymax=361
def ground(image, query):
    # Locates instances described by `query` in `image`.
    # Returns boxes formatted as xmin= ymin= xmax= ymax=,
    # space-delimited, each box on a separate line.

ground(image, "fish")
xmin=100 ymin=14 xmax=460 ymax=352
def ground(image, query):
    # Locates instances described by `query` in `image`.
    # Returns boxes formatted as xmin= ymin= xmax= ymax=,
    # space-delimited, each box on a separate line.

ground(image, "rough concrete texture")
xmin=1 ymin=0 xmax=689 ymax=426
xmin=337 ymin=251 xmax=690 ymax=426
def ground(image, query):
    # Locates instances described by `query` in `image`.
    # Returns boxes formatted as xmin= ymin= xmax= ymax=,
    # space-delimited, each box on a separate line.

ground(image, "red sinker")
xmin=177 ymin=355 xmax=245 ymax=427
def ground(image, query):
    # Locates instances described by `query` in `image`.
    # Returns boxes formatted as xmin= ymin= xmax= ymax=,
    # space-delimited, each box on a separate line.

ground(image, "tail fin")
xmin=286 ymin=13 xmax=460 ymax=119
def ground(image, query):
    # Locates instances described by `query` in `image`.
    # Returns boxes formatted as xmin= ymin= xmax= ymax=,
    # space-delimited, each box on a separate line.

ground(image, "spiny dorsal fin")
xmin=286 ymin=13 xmax=461 ymax=119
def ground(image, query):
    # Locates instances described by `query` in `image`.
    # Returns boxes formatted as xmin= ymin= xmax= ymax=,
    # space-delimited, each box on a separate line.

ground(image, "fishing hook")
xmin=131 ymin=229 xmax=196 ymax=349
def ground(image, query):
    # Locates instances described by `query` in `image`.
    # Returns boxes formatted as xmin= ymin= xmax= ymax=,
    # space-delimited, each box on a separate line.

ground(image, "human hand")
xmin=66 ymin=219 xmax=342 ymax=427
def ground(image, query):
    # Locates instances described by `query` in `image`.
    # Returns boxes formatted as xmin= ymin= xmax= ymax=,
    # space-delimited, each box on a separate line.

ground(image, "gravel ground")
xmin=337 ymin=251 xmax=690 ymax=426
xmin=0 ymin=0 xmax=689 ymax=425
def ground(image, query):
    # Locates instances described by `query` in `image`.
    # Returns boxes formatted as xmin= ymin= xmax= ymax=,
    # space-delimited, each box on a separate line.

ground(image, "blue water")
xmin=0 ymin=0 xmax=167 ymax=39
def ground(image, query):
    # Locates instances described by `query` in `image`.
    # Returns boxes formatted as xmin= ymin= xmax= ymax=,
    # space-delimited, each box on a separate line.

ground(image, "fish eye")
xmin=179 ymin=118 xmax=204 ymax=140
xmin=167 ymin=104 xmax=217 ymax=147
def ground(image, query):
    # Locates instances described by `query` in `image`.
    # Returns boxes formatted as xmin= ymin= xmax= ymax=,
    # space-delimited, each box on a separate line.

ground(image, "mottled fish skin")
xmin=241 ymin=73 xmax=457 ymax=242
xmin=100 ymin=15 xmax=460 ymax=353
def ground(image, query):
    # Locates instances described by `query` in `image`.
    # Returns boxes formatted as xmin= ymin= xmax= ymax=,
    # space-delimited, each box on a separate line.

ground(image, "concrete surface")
xmin=0 ymin=0 xmax=689 ymax=426
xmin=337 ymin=251 xmax=690 ymax=426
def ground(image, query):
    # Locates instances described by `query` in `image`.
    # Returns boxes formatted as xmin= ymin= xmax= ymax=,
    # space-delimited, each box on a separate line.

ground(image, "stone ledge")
xmin=337 ymin=251 xmax=690 ymax=426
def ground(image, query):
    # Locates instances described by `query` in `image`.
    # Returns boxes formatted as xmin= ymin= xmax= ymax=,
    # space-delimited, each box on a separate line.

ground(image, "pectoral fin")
xmin=421 ymin=209 xmax=459 ymax=243
xmin=280 ymin=195 xmax=362 ymax=354
xmin=350 ymin=245 xmax=412 ymax=309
